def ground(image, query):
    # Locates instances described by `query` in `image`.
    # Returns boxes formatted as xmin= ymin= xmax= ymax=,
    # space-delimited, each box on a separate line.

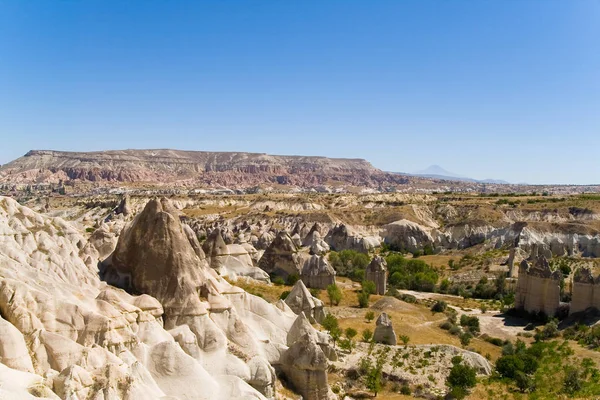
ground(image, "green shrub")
xmin=386 ymin=254 xmax=439 ymax=292
xmin=279 ymin=290 xmax=290 ymax=300
xmin=326 ymin=284 xmax=342 ymax=306
xmin=286 ymin=274 xmax=300 ymax=286
xmin=345 ymin=327 xmax=358 ymax=340
xmin=515 ymin=371 xmax=535 ymax=393
xmin=272 ymin=276 xmax=285 ymax=286
xmin=447 ymin=363 xmax=477 ymax=395
xmin=431 ymin=300 xmax=447 ymax=313
xmin=362 ymin=329 xmax=373 ymax=342
xmin=328 ymin=250 xmax=370 ymax=280
xmin=361 ymin=280 xmax=376 ymax=295
xmin=400 ymin=384 xmax=411 ymax=395
xmin=440 ymin=321 xmax=453 ymax=330
xmin=460 ymin=315 xmax=480 ymax=335
xmin=358 ymin=291 xmax=370 ymax=308
xmin=460 ymin=332 xmax=472 ymax=346
xmin=496 ymin=355 xmax=524 ymax=379
xmin=322 ymin=314 xmax=339 ymax=332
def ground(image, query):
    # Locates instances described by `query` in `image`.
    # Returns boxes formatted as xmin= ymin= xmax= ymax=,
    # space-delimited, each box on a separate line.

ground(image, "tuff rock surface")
xmin=300 ymin=255 xmax=336 ymax=289
xmin=0 ymin=196 xmax=333 ymax=400
xmin=373 ymin=312 xmax=397 ymax=345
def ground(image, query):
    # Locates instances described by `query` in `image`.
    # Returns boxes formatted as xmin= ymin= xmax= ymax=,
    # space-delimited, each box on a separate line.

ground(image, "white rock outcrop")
xmin=300 ymin=255 xmax=336 ymax=289
xmin=373 ymin=312 xmax=396 ymax=345
xmin=0 ymin=196 xmax=329 ymax=399
xmin=515 ymin=256 xmax=561 ymax=317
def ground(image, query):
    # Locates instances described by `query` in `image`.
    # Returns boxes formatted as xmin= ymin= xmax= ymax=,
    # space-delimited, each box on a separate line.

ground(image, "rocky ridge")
xmin=0 ymin=149 xmax=410 ymax=188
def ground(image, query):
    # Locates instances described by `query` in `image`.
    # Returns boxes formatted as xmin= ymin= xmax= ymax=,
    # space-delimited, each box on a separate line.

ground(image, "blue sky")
xmin=0 ymin=1 xmax=598 ymax=184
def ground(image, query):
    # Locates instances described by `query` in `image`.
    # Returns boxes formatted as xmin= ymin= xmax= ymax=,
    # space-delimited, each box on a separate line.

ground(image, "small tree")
xmin=358 ymin=291 xmax=370 ymax=308
xmin=330 ymin=326 xmax=342 ymax=348
xmin=515 ymin=371 xmax=535 ymax=393
xmin=563 ymin=367 xmax=582 ymax=395
xmin=361 ymin=280 xmax=377 ymax=295
xmin=460 ymin=332 xmax=472 ymax=347
xmin=446 ymin=363 xmax=477 ymax=399
xmin=326 ymin=284 xmax=343 ymax=306
xmin=322 ymin=314 xmax=339 ymax=332
xmin=400 ymin=335 xmax=410 ymax=346
xmin=365 ymin=311 xmax=375 ymax=322
xmin=345 ymin=327 xmax=358 ymax=340
xmin=362 ymin=328 xmax=373 ymax=342
xmin=460 ymin=315 xmax=480 ymax=335
xmin=365 ymin=356 xmax=384 ymax=396
xmin=431 ymin=300 xmax=447 ymax=313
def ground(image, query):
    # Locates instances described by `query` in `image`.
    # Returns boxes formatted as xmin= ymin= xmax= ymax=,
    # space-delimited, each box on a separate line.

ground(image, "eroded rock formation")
xmin=0 ymin=196 xmax=334 ymax=399
xmin=365 ymin=256 xmax=388 ymax=295
xmin=203 ymin=228 xmax=269 ymax=281
xmin=515 ymin=256 xmax=562 ymax=317
xmin=325 ymin=224 xmax=380 ymax=253
xmin=284 ymin=280 xmax=326 ymax=324
xmin=300 ymin=255 xmax=336 ymax=289
xmin=571 ymin=267 xmax=600 ymax=314
xmin=373 ymin=312 xmax=396 ymax=345
xmin=258 ymin=231 xmax=301 ymax=278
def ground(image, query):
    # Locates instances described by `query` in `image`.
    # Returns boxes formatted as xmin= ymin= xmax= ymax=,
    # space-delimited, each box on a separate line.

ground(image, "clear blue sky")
xmin=0 ymin=1 xmax=598 ymax=184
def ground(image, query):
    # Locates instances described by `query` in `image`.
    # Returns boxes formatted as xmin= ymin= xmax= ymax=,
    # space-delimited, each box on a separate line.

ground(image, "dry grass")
xmin=418 ymin=254 xmax=461 ymax=268
xmin=229 ymin=278 xmax=290 ymax=303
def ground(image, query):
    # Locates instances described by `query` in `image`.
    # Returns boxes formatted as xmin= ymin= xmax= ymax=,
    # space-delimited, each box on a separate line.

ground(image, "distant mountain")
xmin=414 ymin=165 xmax=468 ymax=179
xmin=410 ymin=165 xmax=510 ymax=184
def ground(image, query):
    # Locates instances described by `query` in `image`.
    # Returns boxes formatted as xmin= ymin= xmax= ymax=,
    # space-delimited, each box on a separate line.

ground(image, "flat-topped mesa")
xmin=103 ymin=197 xmax=214 ymax=319
xmin=571 ymin=267 xmax=600 ymax=314
xmin=365 ymin=256 xmax=388 ymax=295
xmin=0 ymin=149 xmax=412 ymax=188
xmin=515 ymin=256 xmax=562 ymax=317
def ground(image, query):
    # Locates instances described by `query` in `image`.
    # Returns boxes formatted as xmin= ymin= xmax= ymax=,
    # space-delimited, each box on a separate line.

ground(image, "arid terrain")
xmin=2 ymin=150 xmax=600 ymax=400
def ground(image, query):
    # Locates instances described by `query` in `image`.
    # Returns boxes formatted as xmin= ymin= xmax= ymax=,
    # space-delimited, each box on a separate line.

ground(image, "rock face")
xmin=300 ymin=255 xmax=336 ymax=289
xmin=0 ymin=195 xmax=329 ymax=400
xmin=284 ymin=280 xmax=326 ymax=324
xmin=281 ymin=332 xmax=330 ymax=400
xmin=383 ymin=219 xmax=434 ymax=253
xmin=104 ymin=198 xmax=212 ymax=320
xmin=304 ymin=230 xmax=330 ymax=255
xmin=258 ymin=231 xmax=301 ymax=278
xmin=373 ymin=312 xmax=396 ymax=345
xmin=571 ymin=268 xmax=600 ymax=314
xmin=0 ymin=149 xmax=411 ymax=188
xmin=203 ymin=228 xmax=269 ymax=281
xmin=515 ymin=256 xmax=562 ymax=317
xmin=325 ymin=224 xmax=380 ymax=253
xmin=115 ymin=195 xmax=131 ymax=216
xmin=88 ymin=223 xmax=119 ymax=261
xmin=365 ymin=256 xmax=387 ymax=295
